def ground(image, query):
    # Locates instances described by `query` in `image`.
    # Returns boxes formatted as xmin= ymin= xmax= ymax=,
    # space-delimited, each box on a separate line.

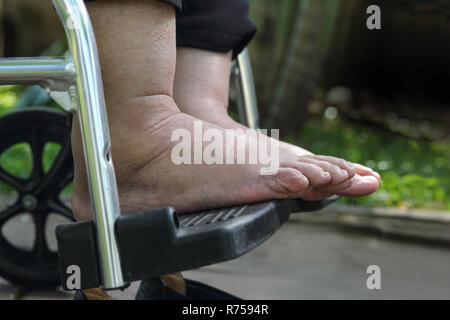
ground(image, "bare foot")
xmin=173 ymin=48 xmax=379 ymax=200
xmin=176 ymin=100 xmax=380 ymax=200
xmin=72 ymin=96 xmax=349 ymax=220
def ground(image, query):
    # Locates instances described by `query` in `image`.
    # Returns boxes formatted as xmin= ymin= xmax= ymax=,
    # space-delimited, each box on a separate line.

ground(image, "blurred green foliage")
xmin=290 ymin=114 xmax=450 ymax=210
xmin=0 ymin=86 xmax=70 ymax=195
xmin=0 ymin=143 xmax=32 ymax=180
xmin=249 ymin=0 xmax=343 ymax=131
xmin=0 ymin=139 xmax=66 ymax=195
xmin=0 ymin=86 xmax=21 ymax=117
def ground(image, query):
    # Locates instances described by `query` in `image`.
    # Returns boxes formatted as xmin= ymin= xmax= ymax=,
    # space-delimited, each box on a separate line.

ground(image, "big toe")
xmin=338 ymin=174 xmax=379 ymax=197
xmin=354 ymin=164 xmax=381 ymax=182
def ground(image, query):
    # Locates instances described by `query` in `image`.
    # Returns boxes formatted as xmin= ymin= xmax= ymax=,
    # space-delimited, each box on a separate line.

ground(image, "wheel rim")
xmin=0 ymin=108 xmax=74 ymax=280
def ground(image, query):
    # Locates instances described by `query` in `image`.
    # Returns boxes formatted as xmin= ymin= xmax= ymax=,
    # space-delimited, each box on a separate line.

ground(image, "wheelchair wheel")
xmin=0 ymin=107 xmax=74 ymax=287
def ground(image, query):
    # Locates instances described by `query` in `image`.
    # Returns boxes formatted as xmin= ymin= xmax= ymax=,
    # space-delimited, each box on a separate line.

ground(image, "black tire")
xmin=0 ymin=107 xmax=74 ymax=288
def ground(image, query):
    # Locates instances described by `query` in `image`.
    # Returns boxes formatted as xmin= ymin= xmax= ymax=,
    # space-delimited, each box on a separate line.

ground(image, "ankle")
xmin=110 ymin=94 xmax=180 ymax=135
xmin=71 ymin=94 xmax=180 ymax=221
xmin=108 ymin=94 xmax=179 ymax=166
xmin=181 ymin=101 xmax=241 ymax=130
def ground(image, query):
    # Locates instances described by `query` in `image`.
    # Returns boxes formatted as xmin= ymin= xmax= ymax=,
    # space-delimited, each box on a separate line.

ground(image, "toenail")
xmin=363 ymin=176 xmax=379 ymax=183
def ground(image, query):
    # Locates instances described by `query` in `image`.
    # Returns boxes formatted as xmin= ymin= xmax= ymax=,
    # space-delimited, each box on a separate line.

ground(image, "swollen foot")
xmin=72 ymin=96 xmax=344 ymax=221
xmin=179 ymin=104 xmax=380 ymax=200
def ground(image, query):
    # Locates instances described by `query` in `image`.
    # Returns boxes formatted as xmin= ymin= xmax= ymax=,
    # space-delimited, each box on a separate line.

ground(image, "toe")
xmin=270 ymin=168 xmax=310 ymax=194
xmin=337 ymin=174 xmax=379 ymax=197
xmin=309 ymin=155 xmax=356 ymax=178
xmin=354 ymin=163 xmax=381 ymax=181
xmin=301 ymin=158 xmax=349 ymax=184
xmin=314 ymin=179 xmax=352 ymax=193
xmin=286 ymin=161 xmax=332 ymax=186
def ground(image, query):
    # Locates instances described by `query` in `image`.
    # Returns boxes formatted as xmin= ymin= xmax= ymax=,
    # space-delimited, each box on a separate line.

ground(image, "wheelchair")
xmin=0 ymin=0 xmax=336 ymax=298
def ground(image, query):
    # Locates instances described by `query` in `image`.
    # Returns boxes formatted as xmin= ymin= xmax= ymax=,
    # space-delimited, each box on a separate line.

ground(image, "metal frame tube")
xmin=235 ymin=48 xmax=260 ymax=129
xmin=0 ymin=57 xmax=75 ymax=87
xmin=52 ymin=0 xmax=126 ymax=289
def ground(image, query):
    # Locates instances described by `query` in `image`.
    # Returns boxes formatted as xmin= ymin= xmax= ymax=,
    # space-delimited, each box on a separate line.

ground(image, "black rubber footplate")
xmin=57 ymin=200 xmax=290 ymax=290
xmin=56 ymin=197 xmax=337 ymax=290
xmin=117 ymin=200 xmax=291 ymax=284
xmin=290 ymin=196 xmax=339 ymax=213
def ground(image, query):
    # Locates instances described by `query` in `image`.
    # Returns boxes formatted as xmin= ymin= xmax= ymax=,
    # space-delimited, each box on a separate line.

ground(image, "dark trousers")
xmin=84 ymin=0 xmax=256 ymax=58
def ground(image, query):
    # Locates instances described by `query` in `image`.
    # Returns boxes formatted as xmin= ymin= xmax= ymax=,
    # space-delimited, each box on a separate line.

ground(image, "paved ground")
xmin=1 ymin=216 xmax=450 ymax=300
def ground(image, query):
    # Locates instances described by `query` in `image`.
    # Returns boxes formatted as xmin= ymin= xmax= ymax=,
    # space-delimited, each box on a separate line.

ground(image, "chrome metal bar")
xmin=53 ymin=0 xmax=126 ymax=289
xmin=0 ymin=57 xmax=75 ymax=88
xmin=235 ymin=48 xmax=260 ymax=129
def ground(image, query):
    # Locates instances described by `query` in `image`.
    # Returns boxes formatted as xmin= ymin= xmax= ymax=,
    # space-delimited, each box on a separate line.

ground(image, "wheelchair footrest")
xmin=57 ymin=200 xmax=290 ymax=290
xmin=56 ymin=197 xmax=338 ymax=290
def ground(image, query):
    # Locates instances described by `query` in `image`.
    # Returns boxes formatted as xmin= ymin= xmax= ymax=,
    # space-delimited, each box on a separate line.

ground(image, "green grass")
xmin=288 ymin=115 xmax=450 ymax=210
